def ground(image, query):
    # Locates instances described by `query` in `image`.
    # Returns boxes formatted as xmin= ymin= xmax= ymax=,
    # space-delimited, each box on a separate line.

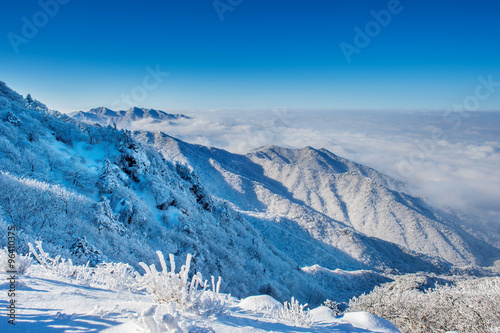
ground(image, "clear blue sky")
xmin=1 ymin=0 xmax=499 ymax=111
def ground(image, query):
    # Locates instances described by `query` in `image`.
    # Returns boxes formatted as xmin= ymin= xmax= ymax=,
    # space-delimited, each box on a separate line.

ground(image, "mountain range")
xmin=70 ymin=107 xmax=190 ymax=127
xmin=136 ymin=131 xmax=498 ymax=269
xmin=0 ymin=82 xmax=498 ymax=307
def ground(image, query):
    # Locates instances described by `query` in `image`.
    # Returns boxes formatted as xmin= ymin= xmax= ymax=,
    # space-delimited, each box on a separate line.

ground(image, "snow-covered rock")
xmin=238 ymin=295 xmax=283 ymax=313
xmin=340 ymin=312 xmax=401 ymax=333
xmin=309 ymin=306 xmax=338 ymax=322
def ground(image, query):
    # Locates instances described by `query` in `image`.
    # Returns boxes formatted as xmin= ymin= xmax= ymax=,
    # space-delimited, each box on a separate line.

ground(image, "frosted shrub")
xmin=0 ymin=248 xmax=33 ymax=274
xmin=28 ymin=241 xmax=137 ymax=290
xmin=138 ymin=251 xmax=229 ymax=315
xmin=323 ymin=299 xmax=342 ymax=316
xmin=29 ymin=241 xmax=83 ymax=278
xmin=348 ymin=275 xmax=500 ymax=333
xmin=89 ymin=262 xmax=138 ymax=290
xmin=273 ymin=297 xmax=311 ymax=327
xmin=16 ymin=252 xmax=33 ymax=274
xmin=197 ymin=275 xmax=230 ymax=315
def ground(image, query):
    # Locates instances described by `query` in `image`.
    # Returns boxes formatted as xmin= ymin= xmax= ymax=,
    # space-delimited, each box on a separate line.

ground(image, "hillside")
xmin=1 ymin=81 xmax=409 ymax=306
xmin=137 ymin=132 xmax=499 ymax=268
xmin=1 ymin=81 xmax=499 ymax=308
xmin=0 ymin=82 xmax=328 ymax=304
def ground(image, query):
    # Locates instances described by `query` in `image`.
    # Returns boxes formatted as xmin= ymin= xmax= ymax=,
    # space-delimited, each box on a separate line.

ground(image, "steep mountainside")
xmin=0 ymin=82 xmax=359 ymax=304
xmin=137 ymin=132 xmax=499 ymax=268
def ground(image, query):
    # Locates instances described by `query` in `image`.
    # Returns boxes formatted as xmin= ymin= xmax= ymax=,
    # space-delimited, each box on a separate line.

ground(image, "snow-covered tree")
xmin=70 ymin=237 xmax=105 ymax=267
xmin=4 ymin=111 xmax=20 ymax=126
xmin=24 ymin=93 xmax=48 ymax=112
xmin=97 ymin=159 xmax=120 ymax=194
xmin=348 ymin=274 xmax=500 ymax=333
xmin=93 ymin=196 xmax=125 ymax=234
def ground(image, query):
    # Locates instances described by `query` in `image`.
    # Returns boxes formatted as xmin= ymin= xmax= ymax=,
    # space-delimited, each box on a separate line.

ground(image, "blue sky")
xmin=1 ymin=0 xmax=499 ymax=111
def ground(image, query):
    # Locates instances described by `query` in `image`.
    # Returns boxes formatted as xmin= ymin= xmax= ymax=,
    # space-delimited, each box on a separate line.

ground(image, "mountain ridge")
xmin=71 ymin=107 xmax=190 ymax=126
xmin=135 ymin=131 xmax=499 ymax=268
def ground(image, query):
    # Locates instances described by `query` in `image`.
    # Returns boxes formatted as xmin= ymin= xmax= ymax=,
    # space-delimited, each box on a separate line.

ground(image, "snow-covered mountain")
xmin=136 ymin=132 xmax=499 ymax=268
xmin=0 ymin=83 xmax=329 ymax=304
xmin=0 ymin=82 xmax=397 ymax=306
xmin=68 ymin=100 xmax=499 ymax=272
xmin=0 ymin=81 xmax=498 ymax=311
xmin=71 ymin=107 xmax=189 ymax=127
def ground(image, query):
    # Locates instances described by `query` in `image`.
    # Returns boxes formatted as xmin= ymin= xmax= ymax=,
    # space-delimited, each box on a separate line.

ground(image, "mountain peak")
xmin=71 ymin=106 xmax=190 ymax=126
xmin=250 ymin=145 xmax=348 ymax=173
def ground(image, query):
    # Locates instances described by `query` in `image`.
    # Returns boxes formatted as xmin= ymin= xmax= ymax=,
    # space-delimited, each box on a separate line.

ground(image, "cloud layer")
xmin=129 ymin=109 xmax=500 ymax=238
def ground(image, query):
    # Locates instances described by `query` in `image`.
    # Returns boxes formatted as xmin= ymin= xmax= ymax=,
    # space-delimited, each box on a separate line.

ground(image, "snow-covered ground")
xmin=0 ymin=267 xmax=400 ymax=333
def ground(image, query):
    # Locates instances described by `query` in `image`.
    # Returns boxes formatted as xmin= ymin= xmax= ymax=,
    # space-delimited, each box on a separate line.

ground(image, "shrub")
xmin=28 ymin=241 xmax=137 ymax=290
xmin=138 ymin=251 xmax=229 ymax=315
xmin=323 ymin=299 xmax=342 ymax=316
xmin=0 ymin=247 xmax=32 ymax=274
xmin=348 ymin=274 xmax=500 ymax=333
xmin=272 ymin=297 xmax=311 ymax=327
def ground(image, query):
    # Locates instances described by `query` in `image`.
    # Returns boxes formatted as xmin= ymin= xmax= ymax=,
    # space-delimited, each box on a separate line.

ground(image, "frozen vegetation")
xmin=349 ymin=274 xmax=500 ymax=333
xmin=0 ymin=81 xmax=499 ymax=332
xmin=0 ymin=243 xmax=402 ymax=332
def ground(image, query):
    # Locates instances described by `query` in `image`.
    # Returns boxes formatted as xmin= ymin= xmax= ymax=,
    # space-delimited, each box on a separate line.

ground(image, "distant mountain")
xmin=136 ymin=132 xmax=499 ymax=268
xmin=71 ymin=107 xmax=190 ymax=126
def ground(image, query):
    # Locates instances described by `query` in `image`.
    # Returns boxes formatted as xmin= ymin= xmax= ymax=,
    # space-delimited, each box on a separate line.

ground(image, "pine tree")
xmin=97 ymin=159 xmax=119 ymax=193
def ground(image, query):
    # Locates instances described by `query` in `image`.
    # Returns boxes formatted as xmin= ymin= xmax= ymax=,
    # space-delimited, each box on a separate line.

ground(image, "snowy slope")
xmin=136 ymin=132 xmax=498 ymax=268
xmin=247 ymin=145 xmax=495 ymax=266
xmin=0 ymin=81 xmax=398 ymax=306
xmin=0 ymin=267 xmax=400 ymax=333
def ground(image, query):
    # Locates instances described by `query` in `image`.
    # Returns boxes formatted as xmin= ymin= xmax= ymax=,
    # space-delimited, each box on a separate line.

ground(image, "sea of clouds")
xmin=129 ymin=109 xmax=500 ymax=241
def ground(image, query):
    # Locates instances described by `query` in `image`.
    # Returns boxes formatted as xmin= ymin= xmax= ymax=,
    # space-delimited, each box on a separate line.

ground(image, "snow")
xmin=74 ymin=141 xmax=110 ymax=169
xmin=340 ymin=312 xmax=401 ymax=333
xmin=0 ymin=269 xmax=149 ymax=332
xmin=308 ymin=306 xmax=338 ymax=323
xmin=238 ymin=295 xmax=283 ymax=312
xmin=0 ymin=268 xmax=401 ymax=332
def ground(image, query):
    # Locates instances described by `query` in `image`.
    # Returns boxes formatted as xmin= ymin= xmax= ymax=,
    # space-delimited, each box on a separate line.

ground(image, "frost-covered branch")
xmin=272 ymin=297 xmax=311 ymax=327
xmin=138 ymin=251 xmax=229 ymax=315
xmin=28 ymin=241 xmax=137 ymax=290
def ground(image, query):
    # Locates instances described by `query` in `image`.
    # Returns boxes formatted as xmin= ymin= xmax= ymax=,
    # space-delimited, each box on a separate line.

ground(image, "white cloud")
xmin=127 ymin=109 xmax=500 ymax=234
